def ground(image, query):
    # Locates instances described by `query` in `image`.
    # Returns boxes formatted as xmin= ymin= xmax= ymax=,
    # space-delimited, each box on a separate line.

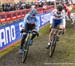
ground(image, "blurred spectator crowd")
xmin=0 ymin=1 xmax=55 ymax=12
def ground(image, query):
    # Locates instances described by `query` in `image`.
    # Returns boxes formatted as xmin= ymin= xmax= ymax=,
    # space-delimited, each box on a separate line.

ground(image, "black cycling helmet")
xmin=57 ymin=4 xmax=63 ymax=11
xmin=30 ymin=8 xmax=37 ymax=16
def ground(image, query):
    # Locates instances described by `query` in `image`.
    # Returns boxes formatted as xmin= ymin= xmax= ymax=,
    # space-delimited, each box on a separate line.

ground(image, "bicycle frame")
xmin=25 ymin=32 xmax=31 ymax=42
xmin=49 ymin=28 xmax=59 ymax=57
xmin=49 ymin=28 xmax=64 ymax=57
xmin=20 ymin=31 xmax=33 ymax=63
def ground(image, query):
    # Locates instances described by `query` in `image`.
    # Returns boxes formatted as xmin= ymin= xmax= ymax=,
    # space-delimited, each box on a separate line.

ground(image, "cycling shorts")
xmin=25 ymin=23 xmax=35 ymax=31
xmin=52 ymin=19 xmax=63 ymax=28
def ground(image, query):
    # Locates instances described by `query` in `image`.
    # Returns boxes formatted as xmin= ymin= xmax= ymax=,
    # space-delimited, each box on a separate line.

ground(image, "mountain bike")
xmin=48 ymin=28 xmax=64 ymax=57
xmin=20 ymin=30 xmax=34 ymax=63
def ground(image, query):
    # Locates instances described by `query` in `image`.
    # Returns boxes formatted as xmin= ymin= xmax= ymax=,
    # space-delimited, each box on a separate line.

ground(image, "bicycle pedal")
xmin=46 ymin=45 xmax=50 ymax=49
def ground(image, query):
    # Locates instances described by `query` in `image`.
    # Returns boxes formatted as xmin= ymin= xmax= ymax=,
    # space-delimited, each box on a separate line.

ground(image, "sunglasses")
xmin=32 ymin=14 xmax=36 ymax=16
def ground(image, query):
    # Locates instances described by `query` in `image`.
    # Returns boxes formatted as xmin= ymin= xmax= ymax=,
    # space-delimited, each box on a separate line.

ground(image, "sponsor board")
xmin=0 ymin=12 xmax=52 ymax=51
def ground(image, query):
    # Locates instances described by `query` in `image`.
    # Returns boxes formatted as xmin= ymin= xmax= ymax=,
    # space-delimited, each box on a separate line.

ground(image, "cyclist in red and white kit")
xmin=46 ymin=4 xmax=66 ymax=49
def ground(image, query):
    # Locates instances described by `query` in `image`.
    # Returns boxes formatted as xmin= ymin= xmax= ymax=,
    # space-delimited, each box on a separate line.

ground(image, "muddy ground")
xmin=0 ymin=23 xmax=75 ymax=66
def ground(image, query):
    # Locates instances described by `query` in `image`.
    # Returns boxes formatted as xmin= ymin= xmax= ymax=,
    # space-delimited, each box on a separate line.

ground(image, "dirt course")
xmin=0 ymin=22 xmax=75 ymax=66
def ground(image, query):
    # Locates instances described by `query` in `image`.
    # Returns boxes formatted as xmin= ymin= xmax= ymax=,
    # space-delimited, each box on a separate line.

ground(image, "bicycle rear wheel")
xmin=21 ymin=40 xmax=29 ymax=63
xmin=49 ymin=36 xmax=57 ymax=57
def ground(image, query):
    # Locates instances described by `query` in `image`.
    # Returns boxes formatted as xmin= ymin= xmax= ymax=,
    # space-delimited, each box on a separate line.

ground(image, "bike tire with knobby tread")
xmin=49 ymin=35 xmax=57 ymax=57
xmin=21 ymin=40 xmax=29 ymax=63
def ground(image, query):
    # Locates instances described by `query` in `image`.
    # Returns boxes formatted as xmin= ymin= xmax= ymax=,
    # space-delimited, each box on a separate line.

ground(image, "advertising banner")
xmin=0 ymin=12 xmax=52 ymax=51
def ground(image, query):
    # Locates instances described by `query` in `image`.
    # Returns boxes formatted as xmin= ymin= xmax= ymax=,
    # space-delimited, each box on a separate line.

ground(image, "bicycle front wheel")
xmin=49 ymin=37 xmax=57 ymax=57
xmin=21 ymin=41 xmax=29 ymax=63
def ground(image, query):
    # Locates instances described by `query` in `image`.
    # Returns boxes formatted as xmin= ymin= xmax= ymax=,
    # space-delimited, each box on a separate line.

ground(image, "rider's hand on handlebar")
xmin=21 ymin=29 xmax=25 ymax=33
xmin=32 ymin=29 xmax=39 ymax=37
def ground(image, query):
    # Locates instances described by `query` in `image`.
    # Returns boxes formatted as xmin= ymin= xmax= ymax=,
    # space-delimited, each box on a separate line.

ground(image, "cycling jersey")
xmin=51 ymin=9 xmax=65 ymax=19
xmin=50 ymin=9 xmax=66 ymax=28
xmin=23 ymin=13 xmax=40 ymax=32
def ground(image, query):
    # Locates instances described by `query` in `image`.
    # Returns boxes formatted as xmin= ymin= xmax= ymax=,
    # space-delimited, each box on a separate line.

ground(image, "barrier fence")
xmin=0 ymin=5 xmax=54 ymax=23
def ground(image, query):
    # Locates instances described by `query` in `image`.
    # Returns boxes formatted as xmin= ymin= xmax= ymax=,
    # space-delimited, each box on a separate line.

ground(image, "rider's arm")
xmin=49 ymin=9 xmax=56 ymax=24
xmin=51 ymin=9 xmax=56 ymax=16
xmin=35 ymin=16 xmax=40 ymax=32
xmin=61 ymin=11 xmax=66 ymax=29
xmin=23 ymin=14 xmax=29 ymax=28
xmin=61 ymin=10 xmax=66 ymax=19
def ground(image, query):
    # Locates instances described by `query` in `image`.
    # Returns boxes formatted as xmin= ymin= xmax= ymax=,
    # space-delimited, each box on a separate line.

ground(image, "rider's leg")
xmin=58 ymin=18 xmax=66 ymax=35
xmin=46 ymin=28 xmax=55 ymax=49
xmin=57 ymin=21 xmax=66 ymax=40
xmin=49 ymin=28 xmax=55 ymax=43
xmin=58 ymin=25 xmax=64 ymax=36
xmin=46 ymin=19 xmax=57 ymax=49
xmin=18 ymin=34 xmax=27 ymax=54
xmin=29 ymin=31 xmax=38 ymax=45
xmin=48 ymin=19 xmax=61 ymax=43
xmin=20 ymin=34 xmax=27 ymax=49
xmin=31 ymin=33 xmax=37 ymax=40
